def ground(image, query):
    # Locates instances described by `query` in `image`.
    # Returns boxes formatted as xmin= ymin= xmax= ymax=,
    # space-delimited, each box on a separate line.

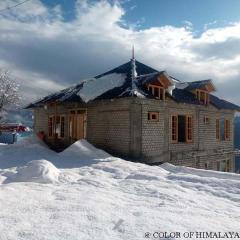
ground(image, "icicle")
xmin=131 ymin=45 xmax=137 ymax=95
xmin=131 ymin=45 xmax=137 ymax=79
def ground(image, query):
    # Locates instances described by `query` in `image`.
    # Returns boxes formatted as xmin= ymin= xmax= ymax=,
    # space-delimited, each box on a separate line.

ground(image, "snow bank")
xmin=0 ymin=138 xmax=240 ymax=239
xmin=6 ymin=160 xmax=60 ymax=184
xmin=16 ymin=134 xmax=46 ymax=147
xmin=60 ymin=139 xmax=110 ymax=159
xmin=162 ymin=162 xmax=240 ymax=180
xmin=78 ymin=73 xmax=126 ymax=102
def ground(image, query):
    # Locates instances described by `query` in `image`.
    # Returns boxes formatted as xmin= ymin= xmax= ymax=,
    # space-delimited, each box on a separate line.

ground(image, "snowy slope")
xmin=0 ymin=137 xmax=240 ymax=240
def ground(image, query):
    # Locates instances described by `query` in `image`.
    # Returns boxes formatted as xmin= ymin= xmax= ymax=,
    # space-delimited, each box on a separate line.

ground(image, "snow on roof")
xmin=184 ymin=79 xmax=215 ymax=91
xmin=77 ymin=73 xmax=126 ymax=103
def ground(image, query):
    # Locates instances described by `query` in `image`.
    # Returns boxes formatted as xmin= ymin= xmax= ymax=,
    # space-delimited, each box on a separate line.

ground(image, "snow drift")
xmin=5 ymin=160 xmax=60 ymax=184
xmin=60 ymin=139 xmax=110 ymax=159
xmin=0 ymin=136 xmax=240 ymax=240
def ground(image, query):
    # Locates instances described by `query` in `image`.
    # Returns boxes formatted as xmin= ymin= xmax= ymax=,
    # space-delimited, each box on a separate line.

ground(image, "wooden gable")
xmin=199 ymin=82 xmax=216 ymax=92
xmin=146 ymin=72 xmax=173 ymax=89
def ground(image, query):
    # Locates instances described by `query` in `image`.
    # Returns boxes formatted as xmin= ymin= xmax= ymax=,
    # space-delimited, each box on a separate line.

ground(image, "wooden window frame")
xmin=68 ymin=109 xmax=87 ymax=140
xmin=147 ymin=84 xmax=165 ymax=100
xmin=48 ymin=115 xmax=65 ymax=139
xmin=60 ymin=116 xmax=65 ymax=138
xmin=204 ymin=162 xmax=209 ymax=170
xmin=171 ymin=114 xmax=193 ymax=143
xmin=186 ymin=115 xmax=193 ymax=143
xmin=226 ymin=159 xmax=230 ymax=172
xmin=217 ymin=160 xmax=230 ymax=172
xmin=204 ymin=116 xmax=210 ymax=124
xmin=171 ymin=115 xmax=178 ymax=143
xmin=196 ymin=89 xmax=209 ymax=105
xmin=48 ymin=116 xmax=54 ymax=137
xmin=216 ymin=118 xmax=230 ymax=141
xmin=148 ymin=112 xmax=159 ymax=122
xmin=224 ymin=119 xmax=230 ymax=141
xmin=69 ymin=115 xmax=73 ymax=138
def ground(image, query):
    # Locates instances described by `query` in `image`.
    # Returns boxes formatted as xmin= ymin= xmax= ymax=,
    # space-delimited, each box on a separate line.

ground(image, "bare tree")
xmin=0 ymin=69 xmax=21 ymax=122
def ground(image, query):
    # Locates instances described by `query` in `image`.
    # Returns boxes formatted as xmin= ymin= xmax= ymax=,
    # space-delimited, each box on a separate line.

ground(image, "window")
xmin=171 ymin=115 xmax=178 ymax=143
xmin=226 ymin=160 xmax=230 ymax=172
xmin=55 ymin=116 xmax=61 ymax=137
xmin=225 ymin=119 xmax=230 ymax=140
xmin=171 ymin=115 xmax=193 ymax=143
xmin=196 ymin=90 xmax=209 ymax=105
xmin=69 ymin=115 xmax=73 ymax=138
xmin=159 ymin=88 xmax=164 ymax=100
xmin=186 ymin=115 xmax=193 ymax=142
xmin=69 ymin=109 xmax=87 ymax=140
xmin=204 ymin=162 xmax=209 ymax=170
xmin=204 ymin=116 xmax=210 ymax=124
xmin=148 ymin=112 xmax=159 ymax=121
xmin=147 ymin=84 xmax=165 ymax=100
xmin=216 ymin=118 xmax=231 ymax=141
xmin=217 ymin=160 xmax=230 ymax=172
xmin=48 ymin=115 xmax=65 ymax=138
xmin=153 ymin=87 xmax=159 ymax=97
xmin=48 ymin=116 xmax=53 ymax=137
xmin=60 ymin=116 xmax=65 ymax=138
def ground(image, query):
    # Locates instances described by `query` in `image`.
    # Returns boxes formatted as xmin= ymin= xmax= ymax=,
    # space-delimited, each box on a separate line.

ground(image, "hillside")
xmin=0 ymin=137 xmax=240 ymax=240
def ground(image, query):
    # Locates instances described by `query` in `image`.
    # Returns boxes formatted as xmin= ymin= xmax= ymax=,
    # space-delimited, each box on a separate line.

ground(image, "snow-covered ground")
xmin=0 ymin=137 xmax=240 ymax=240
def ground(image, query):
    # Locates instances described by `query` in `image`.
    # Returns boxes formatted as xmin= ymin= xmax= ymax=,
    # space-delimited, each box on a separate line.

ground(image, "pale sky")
xmin=1 ymin=0 xmax=240 ymax=106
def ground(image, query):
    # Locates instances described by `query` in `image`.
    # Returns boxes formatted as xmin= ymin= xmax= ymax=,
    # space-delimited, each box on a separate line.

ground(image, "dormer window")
xmin=185 ymin=80 xmax=216 ymax=106
xmin=196 ymin=90 xmax=209 ymax=105
xmin=145 ymin=72 xmax=173 ymax=101
xmin=148 ymin=84 xmax=165 ymax=100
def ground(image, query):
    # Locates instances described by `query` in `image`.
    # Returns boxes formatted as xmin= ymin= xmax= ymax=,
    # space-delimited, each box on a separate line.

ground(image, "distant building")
xmin=26 ymin=57 xmax=240 ymax=172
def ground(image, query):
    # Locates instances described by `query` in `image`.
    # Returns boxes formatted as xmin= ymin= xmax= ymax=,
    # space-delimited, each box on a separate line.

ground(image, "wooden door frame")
xmin=68 ymin=109 xmax=87 ymax=140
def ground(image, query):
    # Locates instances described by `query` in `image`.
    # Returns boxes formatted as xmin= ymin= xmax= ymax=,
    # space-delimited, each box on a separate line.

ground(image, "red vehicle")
xmin=0 ymin=123 xmax=29 ymax=133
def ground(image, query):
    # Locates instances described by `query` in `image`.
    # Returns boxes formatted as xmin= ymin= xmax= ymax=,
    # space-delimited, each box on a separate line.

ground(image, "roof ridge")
xmin=189 ymin=79 xmax=212 ymax=83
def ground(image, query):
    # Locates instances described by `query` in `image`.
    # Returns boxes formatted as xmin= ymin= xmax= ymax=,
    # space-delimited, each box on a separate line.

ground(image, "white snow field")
xmin=0 ymin=137 xmax=240 ymax=240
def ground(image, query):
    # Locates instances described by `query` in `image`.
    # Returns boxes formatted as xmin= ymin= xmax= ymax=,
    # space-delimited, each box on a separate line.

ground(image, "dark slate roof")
xmin=26 ymin=59 xmax=240 ymax=111
xmin=26 ymin=83 xmax=84 ymax=108
xmin=172 ymin=88 xmax=202 ymax=105
xmin=184 ymin=79 xmax=212 ymax=91
xmin=172 ymin=88 xmax=240 ymax=111
xmin=94 ymin=60 xmax=159 ymax=100
xmin=210 ymin=95 xmax=240 ymax=111
xmin=26 ymin=60 xmax=159 ymax=108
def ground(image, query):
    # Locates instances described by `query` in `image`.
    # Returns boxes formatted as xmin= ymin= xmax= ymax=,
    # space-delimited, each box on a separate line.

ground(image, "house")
xmin=26 ymin=56 xmax=240 ymax=172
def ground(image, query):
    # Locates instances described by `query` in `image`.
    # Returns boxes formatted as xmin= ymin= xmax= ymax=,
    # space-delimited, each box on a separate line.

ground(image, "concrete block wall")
xmin=198 ymin=154 xmax=235 ymax=172
xmin=140 ymin=100 xmax=166 ymax=161
xmin=34 ymin=107 xmax=48 ymax=134
xmin=33 ymin=97 xmax=235 ymax=172
xmin=139 ymin=98 xmax=235 ymax=171
xmin=87 ymin=99 xmax=131 ymax=156
xmin=198 ymin=108 xmax=234 ymax=150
